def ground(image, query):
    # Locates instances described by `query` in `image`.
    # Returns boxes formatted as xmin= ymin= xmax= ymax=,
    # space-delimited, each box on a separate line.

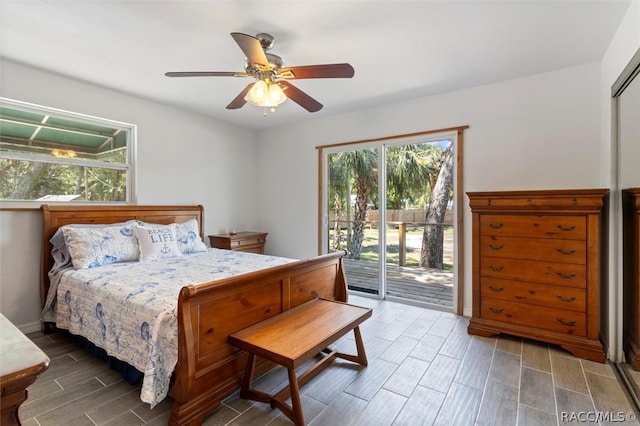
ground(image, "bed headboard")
xmin=40 ymin=204 xmax=204 ymax=312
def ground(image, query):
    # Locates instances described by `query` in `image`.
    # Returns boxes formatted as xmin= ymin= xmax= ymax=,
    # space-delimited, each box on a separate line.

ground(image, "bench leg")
xmin=272 ymin=367 xmax=305 ymax=426
xmin=334 ymin=326 xmax=368 ymax=366
xmin=239 ymin=353 xmax=271 ymax=404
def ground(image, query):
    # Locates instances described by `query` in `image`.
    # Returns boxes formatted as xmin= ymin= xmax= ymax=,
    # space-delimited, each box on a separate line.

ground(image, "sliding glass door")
xmin=322 ymin=132 xmax=458 ymax=310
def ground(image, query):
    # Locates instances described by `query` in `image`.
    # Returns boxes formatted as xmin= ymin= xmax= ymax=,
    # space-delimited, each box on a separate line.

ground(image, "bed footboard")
xmin=168 ymin=251 xmax=348 ymax=426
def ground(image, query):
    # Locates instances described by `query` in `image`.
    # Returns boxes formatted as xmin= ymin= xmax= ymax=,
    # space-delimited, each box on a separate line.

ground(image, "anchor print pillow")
xmin=134 ymin=223 xmax=183 ymax=262
xmin=61 ymin=221 xmax=139 ymax=269
xmin=137 ymin=218 xmax=208 ymax=254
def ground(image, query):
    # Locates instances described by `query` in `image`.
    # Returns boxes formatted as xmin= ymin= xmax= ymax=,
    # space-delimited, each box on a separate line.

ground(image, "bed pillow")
xmin=134 ymin=223 xmax=183 ymax=262
xmin=61 ymin=221 xmax=139 ymax=269
xmin=138 ymin=219 xmax=208 ymax=254
xmin=50 ymin=221 xmax=136 ymax=267
xmin=175 ymin=219 xmax=208 ymax=254
xmin=49 ymin=228 xmax=73 ymax=267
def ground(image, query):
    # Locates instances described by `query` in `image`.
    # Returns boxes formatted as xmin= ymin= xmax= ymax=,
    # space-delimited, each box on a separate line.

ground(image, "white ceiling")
xmin=0 ymin=0 xmax=632 ymax=130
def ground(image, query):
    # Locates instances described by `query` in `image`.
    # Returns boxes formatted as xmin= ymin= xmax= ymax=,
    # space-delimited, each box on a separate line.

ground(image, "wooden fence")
xmin=329 ymin=210 xmax=453 ymax=266
xmin=329 ymin=209 xmax=453 ymax=227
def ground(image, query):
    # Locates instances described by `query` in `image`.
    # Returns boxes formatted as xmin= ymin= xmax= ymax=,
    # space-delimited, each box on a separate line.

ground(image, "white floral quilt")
xmin=51 ymin=249 xmax=294 ymax=406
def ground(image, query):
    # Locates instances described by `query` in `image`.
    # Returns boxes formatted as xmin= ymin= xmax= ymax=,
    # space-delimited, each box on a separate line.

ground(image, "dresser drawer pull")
xmin=488 ymin=264 xmax=504 ymax=272
xmin=556 ymin=318 xmax=576 ymax=327
xmin=488 ymin=222 xmax=504 ymax=229
xmin=556 ymin=271 xmax=576 ymax=279
xmin=488 ymin=285 xmax=504 ymax=292
xmin=557 ymin=295 xmax=576 ymax=303
xmin=556 ymin=248 xmax=576 ymax=255
xmin=488 ymin=306 xmax=504 ymax=314
xmin=489 ymin=244 xmax=504 ymax=250
xmin=557 ymin=224 xmax=576 ymax=232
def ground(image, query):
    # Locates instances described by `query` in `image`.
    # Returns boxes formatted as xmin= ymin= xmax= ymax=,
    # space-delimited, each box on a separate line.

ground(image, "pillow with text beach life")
xmin=134 ymin=223 xmax=183 ymax=261
xmin=137 ymin=218 xmax=208 ymax=254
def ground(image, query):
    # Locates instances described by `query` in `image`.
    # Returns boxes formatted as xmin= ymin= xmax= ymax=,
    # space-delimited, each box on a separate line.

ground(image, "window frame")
xmin=0 ymin=97 xmax=136 ymax=207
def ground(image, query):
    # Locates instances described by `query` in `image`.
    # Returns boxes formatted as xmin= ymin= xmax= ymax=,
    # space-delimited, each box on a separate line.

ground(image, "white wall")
xmin=0 ymin=60 xmax=260 ymax=331
xmin=600 ymin=0 xmax=640 ymax=360
xmin=257 ymin=62 xmax=603 ymax=319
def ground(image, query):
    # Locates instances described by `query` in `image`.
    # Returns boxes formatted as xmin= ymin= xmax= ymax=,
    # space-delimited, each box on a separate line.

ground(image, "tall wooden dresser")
xmin=623 ymin=188 xmax=640 ymax=369
xmin=467 ymin=189 xmax=609 ymax=362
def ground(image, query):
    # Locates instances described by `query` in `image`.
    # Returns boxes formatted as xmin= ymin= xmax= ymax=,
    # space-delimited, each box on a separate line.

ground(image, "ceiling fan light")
xmin=245 ymin=80 xmax=269 ymax=105
xmin=245 ymin=80 xmax=287 ymax=107
xmin=269 ymin=83 xmax=286 ymax=106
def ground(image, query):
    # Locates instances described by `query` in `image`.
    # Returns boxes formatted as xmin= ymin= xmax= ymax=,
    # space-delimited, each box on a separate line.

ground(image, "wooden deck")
xmin=343 ymin=259 xmax=453 ymax=309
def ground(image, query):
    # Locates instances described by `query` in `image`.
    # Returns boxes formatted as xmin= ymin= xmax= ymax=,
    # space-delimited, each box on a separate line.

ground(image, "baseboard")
xmin=18 ymin=320 xmax=42 ymax=334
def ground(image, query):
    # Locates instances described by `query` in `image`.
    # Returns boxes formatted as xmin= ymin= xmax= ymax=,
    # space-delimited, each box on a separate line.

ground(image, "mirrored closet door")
xmin=614 ymin=47 xmax=640 ymax=408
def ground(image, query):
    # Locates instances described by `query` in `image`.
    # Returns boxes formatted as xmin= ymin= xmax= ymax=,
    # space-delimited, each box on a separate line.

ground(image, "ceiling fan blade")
xmin=165 ymin=71 xmax=249 ymax=77
xmin=226 ymin=83 xmax=254 ymax=110
xmin=277 ymin=63 xmax=354 ymax=79
xmin=231 ymin=32 xmax=268 ymax=68
xmin=279 ymin=81 xmax=323 ymax=112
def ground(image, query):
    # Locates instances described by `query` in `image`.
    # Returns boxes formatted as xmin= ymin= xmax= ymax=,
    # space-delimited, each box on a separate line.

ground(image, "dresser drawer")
xmin=480 ymin=215 xmax=586 ymax=240
xmin=481 ymin=278 xmax=586 ymax=312
xmin=479 ymin=235 xmax=586 ymax=264
xmin=481 ymin=298 xmax=586 ymax=336
xmin=480 ymin=256 xmax=586 ymax=287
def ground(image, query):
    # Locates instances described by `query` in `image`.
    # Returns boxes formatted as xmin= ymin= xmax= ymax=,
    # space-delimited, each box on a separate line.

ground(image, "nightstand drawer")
xmin=231 ymin=235 xmax=266 ymax=248
xmin=209 ymin=232 xmax=268 ymax=254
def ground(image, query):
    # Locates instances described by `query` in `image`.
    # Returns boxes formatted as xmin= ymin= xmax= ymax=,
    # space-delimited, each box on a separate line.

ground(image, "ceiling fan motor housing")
xmin=256 ymin=33 xmax=274 ymax=50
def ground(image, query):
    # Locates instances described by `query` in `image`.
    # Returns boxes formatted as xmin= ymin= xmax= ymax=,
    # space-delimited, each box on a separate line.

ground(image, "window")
xmin=0 ymin=97 xmax=135 ymax=204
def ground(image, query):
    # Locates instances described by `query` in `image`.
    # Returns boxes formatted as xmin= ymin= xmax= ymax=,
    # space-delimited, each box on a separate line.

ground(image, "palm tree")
xmin=328 ymin=153 xmax=350 ymax=251
xmin=331 ymin=149 xmax=378 ymax=259
xmin=386 ymin=144 xmax=441 ymax=210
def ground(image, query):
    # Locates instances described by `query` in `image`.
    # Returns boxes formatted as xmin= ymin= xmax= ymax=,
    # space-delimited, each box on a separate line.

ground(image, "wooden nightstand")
xmin=209 ymin=232 xmax=268 ymax=254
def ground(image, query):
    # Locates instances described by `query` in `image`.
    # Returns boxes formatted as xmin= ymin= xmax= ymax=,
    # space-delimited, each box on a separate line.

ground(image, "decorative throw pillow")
xmin=175 ymin=219 xmax=208 ymax=254
xmin=61 ymin=221 xmax=139 ymax=269
xmin=134 ymin=223 xmax=183 ymax=262
xmin=138 ymin=219 xmax=208 ymax=254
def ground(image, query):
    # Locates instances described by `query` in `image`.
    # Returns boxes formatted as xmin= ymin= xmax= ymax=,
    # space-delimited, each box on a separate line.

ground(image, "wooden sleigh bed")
xmin=40 ymin=204 xmax=348 ymax=425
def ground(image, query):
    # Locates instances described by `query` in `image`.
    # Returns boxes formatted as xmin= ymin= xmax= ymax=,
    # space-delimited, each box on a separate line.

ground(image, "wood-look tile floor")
xmin=21 ymin=295 xmax=640 ymax=425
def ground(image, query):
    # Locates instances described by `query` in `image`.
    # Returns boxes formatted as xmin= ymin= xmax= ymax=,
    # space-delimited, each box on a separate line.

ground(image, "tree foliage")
xmin=329 ymin=141 xmax=452 ymax=266
xmin=386 ymin=144 xmax=442 ymax=209
xmin=0 ymin=158 xmax=126 ymax=202
xmin=329 ymin=149 xmax=378 ymax=259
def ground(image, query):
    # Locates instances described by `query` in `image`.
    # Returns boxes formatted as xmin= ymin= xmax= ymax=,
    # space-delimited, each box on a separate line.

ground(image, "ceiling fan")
xmin=165 ymin=32 xmax=354 ymax=113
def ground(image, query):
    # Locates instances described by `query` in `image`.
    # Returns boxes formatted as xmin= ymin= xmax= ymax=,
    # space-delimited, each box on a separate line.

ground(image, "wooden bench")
xmin=228 ymin=298 xmax=372 ymax=425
